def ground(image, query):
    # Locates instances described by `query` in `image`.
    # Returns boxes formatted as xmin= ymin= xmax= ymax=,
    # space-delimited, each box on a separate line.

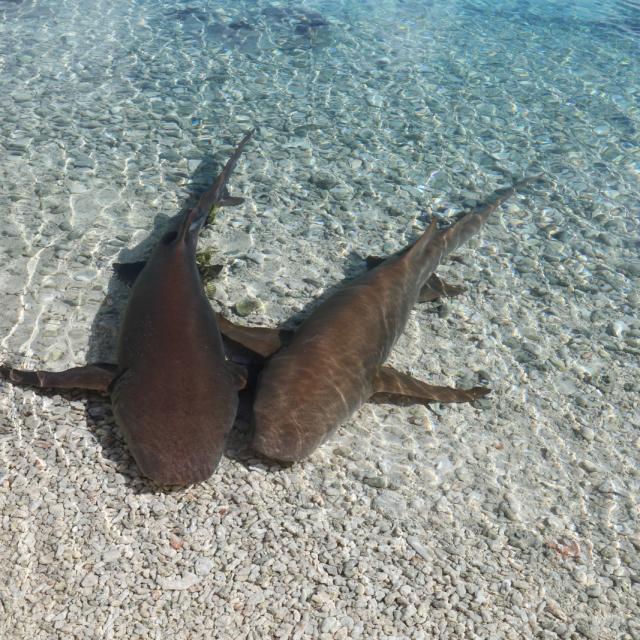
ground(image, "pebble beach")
xmin=0 ymin=0 xmax=638 ymax=638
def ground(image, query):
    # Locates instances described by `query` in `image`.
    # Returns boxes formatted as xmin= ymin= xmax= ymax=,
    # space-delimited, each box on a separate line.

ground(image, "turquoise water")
xmin=0 ymin=0 xmax=637 ymax=359
xmin=0 ymin=1 xmax=638 ymax=638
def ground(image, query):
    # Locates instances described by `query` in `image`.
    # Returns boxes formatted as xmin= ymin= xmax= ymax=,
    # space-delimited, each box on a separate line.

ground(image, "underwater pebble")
xmin=68 ymin=182 xmax=89 ymax=194
xmin=363 ymin=475 xmax=387 ymax=489
xmin=310 ymin=172 xmax=338 ymax=190
xmin=330 ymin=185 xmax=353 ymax=202
xmin=234 ymin=297 xmax=264 ymax=317
xmin=11 ymin=90 xmax=32 ymax=103
xmin=580 ymin=459 xmax=598 ymax=473
xmin=608 ymin=320 xmax=627 ymax=338
xmin=580 ymin=427 xmax=596 ymax=442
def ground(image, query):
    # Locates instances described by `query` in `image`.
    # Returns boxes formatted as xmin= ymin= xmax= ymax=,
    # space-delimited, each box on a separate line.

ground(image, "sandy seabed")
xmin=0 ymin=1 xmax=638 ymax=638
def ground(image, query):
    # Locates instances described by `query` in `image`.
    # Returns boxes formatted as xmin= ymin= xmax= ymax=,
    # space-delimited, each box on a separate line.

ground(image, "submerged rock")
xmin=235 ymin=297 xmax=264 ymax=317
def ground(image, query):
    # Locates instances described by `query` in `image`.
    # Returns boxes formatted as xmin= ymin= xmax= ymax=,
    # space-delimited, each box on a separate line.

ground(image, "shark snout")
xmin=252 ymin=416 xmax=322 ymax=463
xmin=128 ymin=439 xmax=224 ymax=486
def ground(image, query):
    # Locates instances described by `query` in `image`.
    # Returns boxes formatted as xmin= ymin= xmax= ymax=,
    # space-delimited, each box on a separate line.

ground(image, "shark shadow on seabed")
xmin=153 ymin=1 xmax=332 ymax=57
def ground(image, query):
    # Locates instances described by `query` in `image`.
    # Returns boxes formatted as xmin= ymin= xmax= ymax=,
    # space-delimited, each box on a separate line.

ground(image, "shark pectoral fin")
xmin=364 ymin=246 xmax=412 ymax=270
xmin=419 ymin=274 xmax=466 ymax=302
xmin=197 ymin=263 xmax=224 ymax=282
xmin=216 ymin=313 xmax=290 ymax=358
xmin=113 ymin=261 xmax=147 ymax=286
xmin=0 ymin=363 xmax=118 ymax=392
xmin=364 ymin=257 xmax=463 ymax=302
xmin=365 ymin=255 xmax=386 ymax=269
xmin=371 ymin=366 xmax=490 ymax=406
xmin=226 ymin=362 xmax=248 ymax=390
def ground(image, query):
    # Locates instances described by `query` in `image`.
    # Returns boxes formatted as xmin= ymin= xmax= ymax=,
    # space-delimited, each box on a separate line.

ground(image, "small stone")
xmin=330 ymin=185 xmax=353 ymax=201
xmin=234 ymin=297 xmax=264 ymax=317
xmin=573 ymin=568 xmax=588 ymax=584
xmin=407 ymin=536 xmax=432 ymax=562
xmin=321 ymin=617 xmax=338 ymax=634
xmin=580 ymin=459 xmax=598 ymax=473
xmin=580 ymin=427 xmax=595 ymax=442
xmin=310 ymin=172 xmax=338 ymax=190
xmin=342 ymin=561 xmax=357 ymax=578
xmin=586 ymin=584 xmax=602 ymax=597
xmin=68 ymin=182 xmax=89 ymax=194
xmin=159 ymin=572 xmax=201 ymax=590
xmin=386 ymin=204 xmax=405 ymax=217
xmin=12 ymin=91 xmax=32 ymax=103
xmin=72 ymin=153 xmax=94 ymax=169
xmin=102 ymin=546 xmax=120 ymax=563
xmin=151 ymin=500 xmax=167 ymax=516
xmin=311 ymin=591 xmax=334 ymax=608
xmin=195 ymin=557 xmax=214 ymax=576
xmin=608 ymin=320 xmax=626 ymax=338
xmin=575 ymin=621 xmax=596 ymax=639
xmin=544 ymin=515 xmax=563 ymax=530
xmin=160 ymin=150 xmax=180 ymax=162
xmin=81 ymin=573 xmax=98 ymax=588
xmin=8 ymin=138 xmax=30 ymax=153
xmin=363 ymin=476 xmax=387 ymax=489
xmin=205 ymin=281 xmax=217 ymax=297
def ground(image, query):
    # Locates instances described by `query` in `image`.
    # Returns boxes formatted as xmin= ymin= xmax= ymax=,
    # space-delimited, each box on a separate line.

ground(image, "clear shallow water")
xmin=1 ymin=0 xmax=637 ymax=356
xmin=0 ymin=0 xmax=639 ymax=638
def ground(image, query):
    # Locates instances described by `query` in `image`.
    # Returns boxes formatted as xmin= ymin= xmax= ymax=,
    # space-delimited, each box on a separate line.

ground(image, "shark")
xmin=218 ymin=176 xmax=541 ymax=462
xmin=1 ymin=131 xmax=254 ymax=485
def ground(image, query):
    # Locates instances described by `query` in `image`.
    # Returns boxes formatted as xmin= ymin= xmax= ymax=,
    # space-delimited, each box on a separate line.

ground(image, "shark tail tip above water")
xmin=177 ymin=130 xmax=255 ymax=242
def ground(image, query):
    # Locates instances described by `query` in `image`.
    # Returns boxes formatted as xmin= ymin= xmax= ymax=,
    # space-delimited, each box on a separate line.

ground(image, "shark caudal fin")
xmin=406 ymin=174 xmax=543 ymax=283
xmin=177 ymin=130 xmax=254 ymax=242
xmin=435 ymin=175 xmax=542 ymax=259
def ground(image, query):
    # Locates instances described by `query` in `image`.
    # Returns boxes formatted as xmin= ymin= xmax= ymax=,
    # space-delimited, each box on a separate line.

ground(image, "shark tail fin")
xmin=437 ymin=174 xmax=543 ymax=259
xmin=177 ymin=130 xmax=254 ymax=242
xmin=405 ymin=174 xmax=543 ymax=284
